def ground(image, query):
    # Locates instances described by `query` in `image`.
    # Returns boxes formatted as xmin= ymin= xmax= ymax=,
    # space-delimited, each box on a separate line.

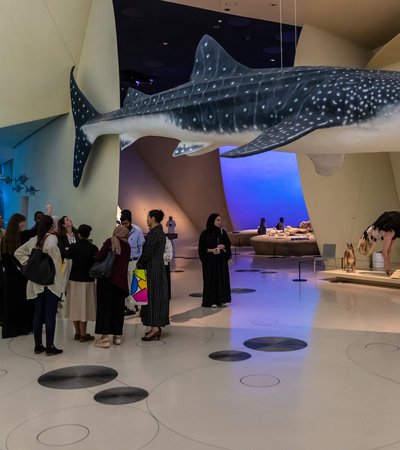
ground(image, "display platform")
xmin=320 ymin=269 xmax=400 ymax=288
xmin=251 ymin=234 xmax=318 ymax=256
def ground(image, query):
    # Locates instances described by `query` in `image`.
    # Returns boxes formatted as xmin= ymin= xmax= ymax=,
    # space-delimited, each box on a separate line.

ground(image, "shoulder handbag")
xmin=89 ymin=250 xmax=116 ymax=279
xmin=21 ymin=240 xmax=56 ymax=286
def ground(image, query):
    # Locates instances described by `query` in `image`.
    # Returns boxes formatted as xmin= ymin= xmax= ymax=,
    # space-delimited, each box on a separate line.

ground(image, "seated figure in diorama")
xmin=276 ymin=217 xmax=285 ymax=231
xmin=358 ymin=210 xmax=400 ymax=276
xmin=257 ymin=218 xmax=266 ymax=235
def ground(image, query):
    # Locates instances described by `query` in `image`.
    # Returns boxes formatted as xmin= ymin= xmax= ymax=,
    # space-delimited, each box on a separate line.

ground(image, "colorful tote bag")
xmin=130 ymin=268 xmax=148 ymax=304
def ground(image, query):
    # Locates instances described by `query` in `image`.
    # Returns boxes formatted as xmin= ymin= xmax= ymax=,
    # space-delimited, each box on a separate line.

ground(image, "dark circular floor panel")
xmin=209 ymin=350 xmax=252 ymax=361
xmin=189 ymin=292 xmax=203 ymax=298
xmin=235 ymin=269 xmax=261 ymax=272
xmin=231 ymin=288 xmax=256 ymax=293
xmin=243 ymin=337 xmax=308 ymax=352
xmin=38 ymin=365 xmax=118 ymax=389
xmin=261 ymin=271 xmax=277 ymax=274
xmin=94 ymin=387 xmax=149 ymax=405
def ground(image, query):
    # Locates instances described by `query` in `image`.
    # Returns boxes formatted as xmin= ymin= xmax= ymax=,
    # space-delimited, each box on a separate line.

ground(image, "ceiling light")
xmin=162 ymin=42 xmax=169 ymax=46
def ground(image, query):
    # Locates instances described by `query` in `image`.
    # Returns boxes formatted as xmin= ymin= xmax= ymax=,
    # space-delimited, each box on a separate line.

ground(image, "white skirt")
xmin=64 ymin=280 xmax=96 ymax=322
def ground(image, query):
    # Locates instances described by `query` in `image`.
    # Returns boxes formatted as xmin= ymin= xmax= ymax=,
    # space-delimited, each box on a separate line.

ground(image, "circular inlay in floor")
xmin=136 ymin=340 xmax=166 ymax=348
xmin=243 ymin=337 xmax=307 ymax=352
xmin=172 ymin=269 xmax=185 ymax=273
xmin=231 ymin=288 xmax=256 ymax=293
xmin=240 ymin=374 xmax=280 ymax=388
xmin=0 ymin=369 xmax=7 ymax=378
xmin=365 ymin=343 xmax=400 ymax=352
xmin=261 ymin=271 xmax=277 ymax=274
xmin=38 ymin=365 xmax=118 ymax=389
xmin=94 ymin=387 xmax=149 ymax=405
xmin=189 ymin=292 xmax=203 ymax=298
xmin=37 ymin=424 xmax=89 ymax=446
xmin=235 ymin=269 xmax=261 ymax=272
xmin=209 ymin=350 xmax=252 ymax=361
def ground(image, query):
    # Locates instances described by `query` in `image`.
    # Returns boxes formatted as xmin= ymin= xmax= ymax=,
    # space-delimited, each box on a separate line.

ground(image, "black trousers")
xmin=95 ymin=278 xmax=126 ymax=335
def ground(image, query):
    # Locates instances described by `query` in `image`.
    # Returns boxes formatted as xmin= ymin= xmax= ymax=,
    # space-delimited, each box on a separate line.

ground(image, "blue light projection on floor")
xmin=219 ymin=147 xmax=309 ymax=230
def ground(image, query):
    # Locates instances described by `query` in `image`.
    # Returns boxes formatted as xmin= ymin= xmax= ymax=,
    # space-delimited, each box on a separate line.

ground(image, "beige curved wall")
xmin=1 ymin=0 xmax=120 ymax=244
xmin=118 ymin=136 xmax=232 ymax=240
xmin=295 ymin=25 xmax=400 ymax=267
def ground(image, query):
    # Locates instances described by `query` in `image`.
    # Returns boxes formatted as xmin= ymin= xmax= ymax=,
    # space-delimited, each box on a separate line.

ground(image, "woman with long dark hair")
xmin=198 ymin=213 xmax=232 ymax=308
xmin=1 ymin=213 xmax=32 ymax=338
xmin=15 ymin=215 xmax=64 ymax=355
xmin=137 ymin=209 xmax=169 ymax=341
xmin=57 ymin=215 xmax=79 ymax=260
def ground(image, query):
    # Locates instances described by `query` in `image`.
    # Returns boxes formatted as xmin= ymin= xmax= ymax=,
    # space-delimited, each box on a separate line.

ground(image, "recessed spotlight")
xmin=213 ymin=25 xmax=221 ymax=29
xmin=270 ymin=58 xmax=276 ymax=62
xmin=162 ymin=42 xmax=169 ymax=46
xmin=218 ymin=19 xmax=223 ymax=23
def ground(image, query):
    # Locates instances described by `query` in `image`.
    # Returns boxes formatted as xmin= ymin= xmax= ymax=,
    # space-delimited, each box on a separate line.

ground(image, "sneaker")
xmin=46 ymin=346 xmax=63 ymax=356
xmin=221 ymin=303 xmax=228 ymax=307
xmin=34 ymin=344 xmax=46 ymax=354
xmin=211 ymin=304 xmax=218 ymax=308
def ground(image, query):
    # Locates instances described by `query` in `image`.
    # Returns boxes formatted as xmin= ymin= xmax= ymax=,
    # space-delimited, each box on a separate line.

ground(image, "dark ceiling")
xmin=113 ymin=0 xmax=301 ymax=104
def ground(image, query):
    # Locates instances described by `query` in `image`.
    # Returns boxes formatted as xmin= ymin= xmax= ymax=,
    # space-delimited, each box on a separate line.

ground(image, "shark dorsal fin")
xmin=190 ymin=35 xmax=249 ymax=81
xmin=123 ymin=88 xmax=150 ymax=106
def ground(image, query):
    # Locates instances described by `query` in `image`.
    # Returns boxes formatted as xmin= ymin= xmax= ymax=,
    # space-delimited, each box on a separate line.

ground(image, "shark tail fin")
xmin=70 ymin=67 xmax=100 ymax=187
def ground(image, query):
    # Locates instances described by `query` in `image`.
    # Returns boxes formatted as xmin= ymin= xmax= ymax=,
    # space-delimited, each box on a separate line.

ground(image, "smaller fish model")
xmin=70 ymin=35 xmax=400 ymax=187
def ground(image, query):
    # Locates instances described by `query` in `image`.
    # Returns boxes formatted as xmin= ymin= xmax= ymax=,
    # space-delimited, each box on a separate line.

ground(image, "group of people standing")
xmin=0 ymin=208 xmax=233 ymax=355
xmin=0 ymin=208 xmax=171 ymax=355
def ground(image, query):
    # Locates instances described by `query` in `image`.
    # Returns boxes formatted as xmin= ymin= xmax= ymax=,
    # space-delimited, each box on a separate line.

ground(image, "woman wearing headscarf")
xmin=94 ymin=225 xmax=130 ymax=348
xmin=137 ymin=209 xmax=169 ymax=341
xmin=198 ymin=213 xmax=232 ymax=308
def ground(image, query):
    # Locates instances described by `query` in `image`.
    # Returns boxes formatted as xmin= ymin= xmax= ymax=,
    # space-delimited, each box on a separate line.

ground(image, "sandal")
xmin=113 ymin=335 xmax=122 ymax=345
xmin=95 ymin=337 xmax=110 ymax=348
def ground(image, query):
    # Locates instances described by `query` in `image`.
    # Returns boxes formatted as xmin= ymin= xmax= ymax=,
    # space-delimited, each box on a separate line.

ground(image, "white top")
xmin=164 ymin=237 xmax=173 ymax=265
xmin=14 ymin=234 xmax=63 ymax=300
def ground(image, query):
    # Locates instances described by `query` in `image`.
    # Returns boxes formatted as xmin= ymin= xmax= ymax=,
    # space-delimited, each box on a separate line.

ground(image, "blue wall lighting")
xmin=219 ymin=147 xmax=309 ymax=230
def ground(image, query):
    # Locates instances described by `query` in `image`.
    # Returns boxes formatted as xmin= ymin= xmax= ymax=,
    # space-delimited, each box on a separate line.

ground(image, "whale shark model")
xmin=70 ymin=35 xmax=400 ymax=187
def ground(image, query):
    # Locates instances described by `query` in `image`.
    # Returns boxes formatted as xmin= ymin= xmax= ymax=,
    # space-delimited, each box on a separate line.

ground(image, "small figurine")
xmin=343 ymin=243 xmax=356 ymax=272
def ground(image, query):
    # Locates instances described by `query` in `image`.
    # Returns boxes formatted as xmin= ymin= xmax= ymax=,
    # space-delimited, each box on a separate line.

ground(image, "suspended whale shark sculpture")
xmin=70 ymin=34 xmax=400 ymax=187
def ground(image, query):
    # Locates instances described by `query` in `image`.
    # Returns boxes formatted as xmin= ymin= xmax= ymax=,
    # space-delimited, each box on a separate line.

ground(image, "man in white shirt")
xmin=120 ymin=209 xmax=145 ymax=316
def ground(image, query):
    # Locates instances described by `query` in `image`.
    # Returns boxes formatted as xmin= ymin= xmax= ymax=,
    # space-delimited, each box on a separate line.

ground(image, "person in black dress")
xmin=65 ymin=224 xmax=98 ymax=342
xmin=198 ymin=213 xmax=232 ymax=308
xmin=1 ymin=213 xmax=33 ymax=338
xmin=20 ymin=210 xmax=43 ymax=244
xmin=137 ymin=209 xmax=169 ymax=341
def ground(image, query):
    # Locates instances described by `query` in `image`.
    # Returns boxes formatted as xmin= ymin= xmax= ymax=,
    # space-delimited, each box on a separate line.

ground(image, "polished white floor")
xmin=2 ymin=246 xmax=400 ymax=450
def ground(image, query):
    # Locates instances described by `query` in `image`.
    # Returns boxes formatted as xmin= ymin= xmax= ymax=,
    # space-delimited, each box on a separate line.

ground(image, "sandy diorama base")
xmin=320 ymin=268 xmax=400 ymax=288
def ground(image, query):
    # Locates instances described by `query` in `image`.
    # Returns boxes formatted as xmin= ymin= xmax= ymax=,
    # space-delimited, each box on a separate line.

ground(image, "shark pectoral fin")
xmin=306 ymin=153 xmax=345 ymax=176
xmin=172 ymin=142 xmax=214 ymax=157
xmin=220 ymin=120 xmax=317 ymax=158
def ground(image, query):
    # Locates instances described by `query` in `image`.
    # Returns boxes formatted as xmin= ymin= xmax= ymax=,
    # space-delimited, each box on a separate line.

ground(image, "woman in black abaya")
xmin=198 ymin=213 xmax=232 ymax=308
xmin=1 ymin=213 xmax=32 ymax=338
